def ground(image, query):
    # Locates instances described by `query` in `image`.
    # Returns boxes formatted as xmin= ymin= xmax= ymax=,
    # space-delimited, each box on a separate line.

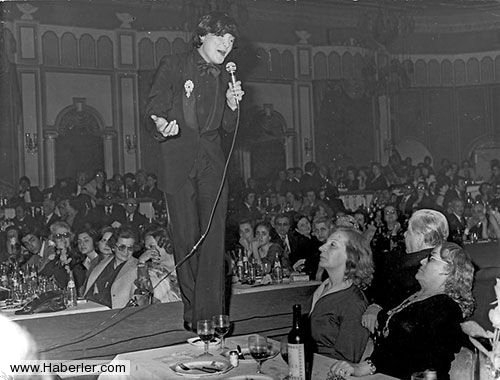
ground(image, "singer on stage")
xmin=145 ymin=11 xmax=244 ymax=330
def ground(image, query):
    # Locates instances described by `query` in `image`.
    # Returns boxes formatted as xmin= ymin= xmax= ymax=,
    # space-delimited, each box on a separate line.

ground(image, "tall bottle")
xmin=272 ymin=254 xmax=283 ymax=284
xmin=133 ymin=262 xmax=153 ymax=306
xmin=66 ymin=269 xmax=78 ymax=308
xmin=288 ymin=304 xmax=306 ymax=380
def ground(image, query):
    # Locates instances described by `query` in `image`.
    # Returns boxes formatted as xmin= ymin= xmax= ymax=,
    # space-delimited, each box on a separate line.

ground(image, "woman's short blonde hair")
xmin=335 ymin=227 xmax=374 ymax=289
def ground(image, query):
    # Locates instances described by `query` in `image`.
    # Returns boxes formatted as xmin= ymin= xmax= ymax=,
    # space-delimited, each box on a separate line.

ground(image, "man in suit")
xmin=300 ymin=161 xmax=322 ymax=194
xmin=16 ymin=176 xmax=44 ymax=204
xmin=20 ymin=231 xmax=54 ymax=269
xmin=13 ymin=203 xmax=39 ymax=236
xmin=91 ymin=193 xmax=127 ymax=229
xmin=123 ymin=198 xmax=148 ymax=235
xmin=446 ymin=198 xmax=466 ymax=245
xmin=38 ymin=198 xmax=60 ymax=237
xmin=145 ymin=11 xmax=244 ymax=329
xmin=84 ymin=227 xmax=138 ymax=309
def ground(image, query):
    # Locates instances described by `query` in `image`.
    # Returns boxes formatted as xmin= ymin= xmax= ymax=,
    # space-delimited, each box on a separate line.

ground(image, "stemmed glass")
xmin=196 ymin=320 xmax=215 ymax=357
xmin=248 ymin=335 xmax=278 ymax=374
xmin=212 ymin=314 xmax=230 ymax=351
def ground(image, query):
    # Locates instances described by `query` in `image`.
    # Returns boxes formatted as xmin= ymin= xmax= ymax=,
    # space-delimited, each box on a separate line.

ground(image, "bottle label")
xmin=288 ymin=343 xmax=306 ymax=380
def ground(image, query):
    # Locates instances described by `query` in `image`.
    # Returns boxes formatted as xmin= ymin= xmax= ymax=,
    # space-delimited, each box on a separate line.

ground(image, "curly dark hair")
xmin=192 ymin=11 xmax=239 ymax=48
xmin=439 ymin=242 xmax=475 ymax=318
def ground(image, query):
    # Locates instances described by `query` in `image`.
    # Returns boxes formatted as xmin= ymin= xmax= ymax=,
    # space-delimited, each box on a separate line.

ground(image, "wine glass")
xmin=212 ymin=314 xmax=230 ymax=351
xmin=196 ymin=319 xmax=214 ymax=357
xmin=248 ymin=335 xmax=278 ymax=374
xmin=280 ymin=336 xmax=290 ymax=380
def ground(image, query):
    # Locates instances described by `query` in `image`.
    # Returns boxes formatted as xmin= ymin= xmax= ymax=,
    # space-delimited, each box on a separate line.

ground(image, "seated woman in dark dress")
xmin=308 ymin=227 xmax=374 ymax=362
xmin=331 ymin=242 xmax=474 ymax=380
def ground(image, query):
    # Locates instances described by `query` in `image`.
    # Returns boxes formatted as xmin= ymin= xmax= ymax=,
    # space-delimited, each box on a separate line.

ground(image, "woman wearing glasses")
xmin=331 ymin=242 xmax=474 ymax=379
xmin=84 ymin=227 xmax=138 ymax=308
xmin=39 ymin=221 xmax=86 ymax=292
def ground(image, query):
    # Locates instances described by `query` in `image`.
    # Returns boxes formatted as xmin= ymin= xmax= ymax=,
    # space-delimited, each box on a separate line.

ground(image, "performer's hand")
xmin=226 ymin=81 xmax=244 ymax=111
xmin=151 ymin=115 xmax=179 ymax=137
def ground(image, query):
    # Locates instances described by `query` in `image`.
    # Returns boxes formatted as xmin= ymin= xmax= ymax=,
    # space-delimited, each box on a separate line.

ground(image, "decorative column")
xmin=284 ymin=129 xmax=296 ymax=169
xmin=378 ymin=94 xmax=391 ymax=165
xmin=103 ymin=128 xmax=116 ymax=177
xmin=44 ymin=130 xmax=58 ymax=188
xmin=294 ymin=30 xmax=314 ymax=167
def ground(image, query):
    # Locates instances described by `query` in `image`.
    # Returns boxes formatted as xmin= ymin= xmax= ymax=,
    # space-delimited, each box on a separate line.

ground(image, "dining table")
xmin=100 ymin=334 xmax=398 ymax=380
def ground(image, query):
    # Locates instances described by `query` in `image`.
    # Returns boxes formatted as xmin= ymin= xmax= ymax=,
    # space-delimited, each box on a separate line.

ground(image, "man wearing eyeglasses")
xmin=362 ymin=209 xmax=449 ymax=333
xmin=84 ymin=227 xmax=138 ymax=308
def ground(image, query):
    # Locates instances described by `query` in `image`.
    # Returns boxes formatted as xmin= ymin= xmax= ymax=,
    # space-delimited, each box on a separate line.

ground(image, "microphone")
xmin=225 ymin=61 xmax=239 ymax=105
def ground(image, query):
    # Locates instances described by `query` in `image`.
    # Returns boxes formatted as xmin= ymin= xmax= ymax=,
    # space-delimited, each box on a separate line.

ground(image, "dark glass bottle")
xmin=287 ymin=304 xmax=306 ymax=380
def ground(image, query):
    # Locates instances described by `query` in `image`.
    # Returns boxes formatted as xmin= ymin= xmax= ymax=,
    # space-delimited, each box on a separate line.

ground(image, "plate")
xmin=169 ymin=360 xmax=231 ymax=378
xmin=221 ymin=347 xmax=253 ymax=362
xmin=226 ymin=375 xmax=275 ymax=380
xmin=187 ymin=337 xmax=221 ymax=348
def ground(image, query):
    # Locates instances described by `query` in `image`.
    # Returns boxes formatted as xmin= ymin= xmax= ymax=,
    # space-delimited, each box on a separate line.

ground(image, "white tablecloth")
xmin=100 ymin=335 xmax=397 ymax=380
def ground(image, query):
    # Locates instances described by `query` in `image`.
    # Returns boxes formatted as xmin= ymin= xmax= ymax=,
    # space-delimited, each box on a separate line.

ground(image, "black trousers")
xmin=166 ymin=148 xmax=227 ymax=324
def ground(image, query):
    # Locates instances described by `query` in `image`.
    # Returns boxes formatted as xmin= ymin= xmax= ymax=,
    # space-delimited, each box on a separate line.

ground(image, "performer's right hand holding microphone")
xmin=226 ymin=61 xmax=244 ymax=111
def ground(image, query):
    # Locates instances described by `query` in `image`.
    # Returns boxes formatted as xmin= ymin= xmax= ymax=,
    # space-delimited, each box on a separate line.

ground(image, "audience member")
xmin=84 ymin=226 xmax=138 ymax=308
xmin=39 ymin=221 xmax=86 ymax=291
xmin=333 ymin=242 xmax=473 ymax=379
xmin=308 ymin=227 xmax=373 ymax=362
xmin=362 ymin=209 xmax=449 ymax=332
xmin=138 ymin=224 xmax=181 ymax=303
xmin=16 ymin=176 xmax=44 ymax=204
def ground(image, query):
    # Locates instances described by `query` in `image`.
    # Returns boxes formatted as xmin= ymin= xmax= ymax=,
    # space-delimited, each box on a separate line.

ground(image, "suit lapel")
xmin=84 ymin=256 xmax=113 ymax=296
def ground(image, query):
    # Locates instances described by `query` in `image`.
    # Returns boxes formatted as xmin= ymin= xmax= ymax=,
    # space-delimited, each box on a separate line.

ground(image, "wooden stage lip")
xmin=13 ymin=282 xmax=320 ymax=361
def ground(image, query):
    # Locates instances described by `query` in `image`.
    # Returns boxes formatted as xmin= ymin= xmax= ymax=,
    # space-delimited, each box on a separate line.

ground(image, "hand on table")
xmin=151 ymin=115 xmax=179 ymax=137
xmin=330 ymin=360 xmax=372 ymax=378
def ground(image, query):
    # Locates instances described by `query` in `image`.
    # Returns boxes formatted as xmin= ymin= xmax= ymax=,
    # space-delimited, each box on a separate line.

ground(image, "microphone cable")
xmin=41 ymin=91 xmax=242 ymax=354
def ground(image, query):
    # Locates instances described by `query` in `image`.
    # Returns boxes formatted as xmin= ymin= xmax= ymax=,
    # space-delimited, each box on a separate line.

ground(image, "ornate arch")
xmin=54 ymin=100 xmax=105 ymax=137
xmin=241 ymin=105 xmax=288 ymax=146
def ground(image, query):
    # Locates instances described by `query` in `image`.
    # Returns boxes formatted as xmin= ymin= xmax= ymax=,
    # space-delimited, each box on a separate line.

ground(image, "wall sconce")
xmin=304 ymin=137 xmax=312 ymax=156
xmin=125 ymin=134 xmax=137 ymax=154
xmin=25 ymin=133 xmax=38 ymax=154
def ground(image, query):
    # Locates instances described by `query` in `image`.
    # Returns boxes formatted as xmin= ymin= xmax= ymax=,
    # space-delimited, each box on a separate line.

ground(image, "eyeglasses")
xmin=417 ymin=186 xmax=426 ymax=190
xmin=116 ymin=244 xmax=134 ymax=253
xmin=385 ymin=210 xmax=396 ymax=215
xmin=54 ymin=232 xmax=71 ymax=240
xmin=426 ymin=253 xmax=448 ymax=265
xmin=126 ymin=203 xmax=137 ymax=207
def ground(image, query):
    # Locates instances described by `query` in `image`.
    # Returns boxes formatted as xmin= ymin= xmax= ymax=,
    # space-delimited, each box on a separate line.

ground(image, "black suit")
xmin=38 ymin=213 xmax=60 ymax=237
xmin=368 ymin=248 xmax=432 ymax=310
xmin=446 ymin=212 xmax=466 ymax=244
xmin=91 ymin=204 xmax=127 ymax=229
xmin=145 ymin=49 xmax=237 ymax=324
xmin=124 ymin=210 xmax=148 ymax=234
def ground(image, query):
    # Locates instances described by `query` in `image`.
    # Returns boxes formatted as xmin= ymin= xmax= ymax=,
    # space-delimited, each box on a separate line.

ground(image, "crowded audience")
xmin=2 ymin=154 xmax=500 ymax=378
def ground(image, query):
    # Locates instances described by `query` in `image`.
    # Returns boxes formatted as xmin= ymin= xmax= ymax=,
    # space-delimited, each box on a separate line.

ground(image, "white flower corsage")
xmin=184 ymin=80 xmax=194 ymax=98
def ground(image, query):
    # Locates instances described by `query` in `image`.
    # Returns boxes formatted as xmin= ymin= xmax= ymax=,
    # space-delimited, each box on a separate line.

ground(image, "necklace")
xmin=382 ymin=291 xmax=444 ymax=338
